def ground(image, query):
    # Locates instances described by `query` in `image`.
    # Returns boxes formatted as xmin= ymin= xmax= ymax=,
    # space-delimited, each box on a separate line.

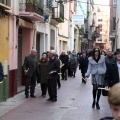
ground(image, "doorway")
xmin=17 ymin=28 xmax=22 ymax=87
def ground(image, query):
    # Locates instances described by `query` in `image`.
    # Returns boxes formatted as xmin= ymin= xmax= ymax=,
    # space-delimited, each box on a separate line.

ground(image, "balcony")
xmin=19 ymin=1 xmax=44 ymax=22
xmin=0 ymin=0 xmax=11 ymax=10
xmin=52 ymin=3 xmax=64 ymax=23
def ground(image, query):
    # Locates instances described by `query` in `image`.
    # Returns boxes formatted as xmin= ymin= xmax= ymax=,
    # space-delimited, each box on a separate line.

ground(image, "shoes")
xmin=92 ymin=101 xmax=96 ymax=108
xmin=82 ymin=80 xmax=84 ymax=83
xmin=46 ymin=98 xmax=52 ymax=101
xmin=30 ymin=95 xmax=36 ymax=98
xmin=83 ymin=80 xmax=86 ymax=84
xmin=51 ymin=98 xmax=57 ymax=102
xmin=41 ymin=95 xmax=46 ymax=98
xmin=26 ymin=95 xmax=29 ymax=98
xmin=96 ymin=102 xmax=100 ymax=109
xmin=73 ymin=75 xmax=75 ymax=78
xmin=65 ymin=78 xmax=67 ymax=81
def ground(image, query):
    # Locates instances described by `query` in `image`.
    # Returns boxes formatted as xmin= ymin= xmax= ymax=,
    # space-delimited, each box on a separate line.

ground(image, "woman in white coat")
xmin=85 ymin=48 xmax=106 ymax=109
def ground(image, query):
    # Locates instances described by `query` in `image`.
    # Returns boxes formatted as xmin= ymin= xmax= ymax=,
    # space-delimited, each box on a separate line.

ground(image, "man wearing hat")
xmin=47 ymin=50 xmax=60 ymax=102
xmin=105 ymin=49 xmax=120 ymax=87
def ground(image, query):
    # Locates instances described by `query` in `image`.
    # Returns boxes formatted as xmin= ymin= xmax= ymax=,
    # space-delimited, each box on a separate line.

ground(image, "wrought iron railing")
xmin=46 ymin=0 xmax=52 ymax=11
xmin=19 ymin=2 xmax=44 ymax=16
xmin=52 ymin=3 xmax=64 ymax=22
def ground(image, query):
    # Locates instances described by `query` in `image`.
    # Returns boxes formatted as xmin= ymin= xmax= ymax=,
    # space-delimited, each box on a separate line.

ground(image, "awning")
xmin=19 ymin=19 xmax=36 ymax=29
xmin=0 ymin=3 xmax=11 ymax=10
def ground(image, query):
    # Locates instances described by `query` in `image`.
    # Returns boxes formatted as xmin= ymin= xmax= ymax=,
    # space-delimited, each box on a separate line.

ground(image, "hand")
xmin=24 ymin=68 xmax=29 ymax=75
xmin=105 ymin=86 xmax=110 ymax=91
xmin=24 ymin=70 xmax=28 ymax=75
xmin=84 ymin=77 xmax=87 ymax=81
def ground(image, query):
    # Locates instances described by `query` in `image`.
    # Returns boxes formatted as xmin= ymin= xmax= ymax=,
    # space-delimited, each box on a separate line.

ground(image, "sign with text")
xmin=72 ymin=15 xmax=84 ymax=25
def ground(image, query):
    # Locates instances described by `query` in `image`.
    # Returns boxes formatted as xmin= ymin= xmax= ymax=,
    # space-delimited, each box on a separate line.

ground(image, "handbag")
xmin=102 ymin=86 xmax=108 ymax=96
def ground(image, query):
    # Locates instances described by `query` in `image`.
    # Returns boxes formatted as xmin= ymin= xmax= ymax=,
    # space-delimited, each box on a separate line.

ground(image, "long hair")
xmin=92 ymin=48 xmax=101 ymax=60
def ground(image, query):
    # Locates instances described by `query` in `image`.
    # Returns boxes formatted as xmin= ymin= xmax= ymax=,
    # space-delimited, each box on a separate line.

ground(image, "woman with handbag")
xmin=85 ymin=48 xmax=106 ymax=109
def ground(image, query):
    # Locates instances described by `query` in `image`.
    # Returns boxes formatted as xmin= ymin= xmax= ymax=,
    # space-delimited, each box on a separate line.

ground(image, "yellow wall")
xmin=0 ymin=17 xmax=9 ymax=63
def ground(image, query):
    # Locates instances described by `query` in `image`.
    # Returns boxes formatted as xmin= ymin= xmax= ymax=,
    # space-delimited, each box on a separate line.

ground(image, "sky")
xmin=76 ymin=0 xmax=87 ymax=16
xmin=76 ymin=0 xmax=110 ymax=16
xmin=95 ymin=0 xmax=110 ymax=12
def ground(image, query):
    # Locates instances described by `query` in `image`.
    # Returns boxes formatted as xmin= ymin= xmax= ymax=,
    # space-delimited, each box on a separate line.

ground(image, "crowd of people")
xmin=23 ymin=49 xmax=79 ymax=102
xmin=22 ymin=48 xmax=120 ymax=119
xmin=0 ymin=46 xmax=119 ymax=119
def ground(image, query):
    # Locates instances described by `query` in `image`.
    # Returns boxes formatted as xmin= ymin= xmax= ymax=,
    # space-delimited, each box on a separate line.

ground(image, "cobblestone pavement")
xmin=0 ymin=69 xmax=112 ymax=120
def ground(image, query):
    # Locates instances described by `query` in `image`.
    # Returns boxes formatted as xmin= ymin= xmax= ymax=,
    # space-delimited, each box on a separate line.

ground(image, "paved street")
xmin=0 ymin=69 xmax=112 ymax=120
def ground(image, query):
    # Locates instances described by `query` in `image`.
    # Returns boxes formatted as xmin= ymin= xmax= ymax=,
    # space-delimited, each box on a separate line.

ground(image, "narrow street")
xmin=0 ymin=69 xmax=112 ymax=120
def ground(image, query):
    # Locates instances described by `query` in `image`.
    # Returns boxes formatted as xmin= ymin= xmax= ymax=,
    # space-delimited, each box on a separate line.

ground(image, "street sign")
xmin=72 ymin=15 xmax=84 ymax=25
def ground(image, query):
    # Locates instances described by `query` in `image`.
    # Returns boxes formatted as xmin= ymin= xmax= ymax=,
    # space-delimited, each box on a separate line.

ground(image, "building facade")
xmin=0 ymin=1 xmax=11 ymax=101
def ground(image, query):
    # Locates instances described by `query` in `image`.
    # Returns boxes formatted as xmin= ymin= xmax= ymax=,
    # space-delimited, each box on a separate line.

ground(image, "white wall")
xmin=36 ymin=22 xmax=50 ymax=52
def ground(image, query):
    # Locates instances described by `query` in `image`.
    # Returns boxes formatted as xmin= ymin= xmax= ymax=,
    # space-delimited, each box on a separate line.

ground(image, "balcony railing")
xmin=46 ymin=0 xmax=52 ymax=11
xmin=0 ymin=0 xmax=11 ymax=7
xmin=52 ymin=3 xmax=64 ymax=23
xmin=19 ymin=2 xmax=44 ymax=17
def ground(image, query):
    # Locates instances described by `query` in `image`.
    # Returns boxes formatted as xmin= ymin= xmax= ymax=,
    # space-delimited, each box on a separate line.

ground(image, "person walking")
xmin=85 ymin=48 xmax=106 ymax=109
xmin=38 ymin=53 xmax=49 ymax=97
xmin=67 ymin=51 xmax=72 ymax=77
xmin=105 ymin=49 xmax=120 ymax=87
xmin=47 ymin=50 xmax=60 ymax=102
xmin=79 ymin=52 xmax=88 ymax=84
xmin=23 ymin=49 xmax=38 ymax=98
xmin=55 ymin=54 xmax=61 ymax=89
xmin=0 ymin=62 xmax=4 ymax=82
xmin=70 ymin=51 xmax=77 ymax=77
xmin=59 ymin=51 xmax=68 ymax=80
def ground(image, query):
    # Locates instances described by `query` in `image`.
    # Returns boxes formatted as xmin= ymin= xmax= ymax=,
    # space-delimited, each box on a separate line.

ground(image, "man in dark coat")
xmin=59 ymin=51 xmax=68 ymax=80
xmin=105 ymin=49 xmax=120 ymax=87
xmin=0 ymin=62 xmax=4 ymax=82
xmin=47 ymin=50 xmax=60 ymax=102
xmin=105 ymin=48 xmax=115 ymax=64
xmin=79 ymin=52 xmax=88 ymax=84
xmin=23 ymin=49 xmax=38 ymax=98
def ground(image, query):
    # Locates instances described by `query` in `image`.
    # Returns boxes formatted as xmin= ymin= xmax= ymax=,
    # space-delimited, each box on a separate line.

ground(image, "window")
xmin=113 ymin=0 xmax=117 ymax=7
xmin=113 ymin=17 xmax=116 ymax=30
xmin=98 ymin=19 xmax=102 ymax=22
xmin=98 ymin=24 xmax=102 ymax=31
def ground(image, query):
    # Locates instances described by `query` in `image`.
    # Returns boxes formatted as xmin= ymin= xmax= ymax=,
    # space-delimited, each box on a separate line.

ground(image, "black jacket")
xmin=100 ymin=117 xmax=114 ymax=120
xmin=105 ymin=60 xmax=119 ymax=87
xmin=0 ymin=62 xmax=4 ymax=82
xmin=59 ymin=54 xmax=68 ymax=70
xmin=23 ymin=55 xmax=39 ymax=77
xmin=47 ymin=57 xmax=60 ymax=79
xmin=79 ymin=57 xmax=88 ymax=70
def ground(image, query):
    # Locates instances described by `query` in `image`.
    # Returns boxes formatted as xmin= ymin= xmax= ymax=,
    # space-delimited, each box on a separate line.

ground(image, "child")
xmin=100 ymin=83 xmax=120 ymax=120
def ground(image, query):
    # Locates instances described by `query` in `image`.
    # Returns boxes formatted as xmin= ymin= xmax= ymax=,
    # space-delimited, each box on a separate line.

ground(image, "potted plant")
xmin=26 ymin=0 xmax=35 ymax=12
